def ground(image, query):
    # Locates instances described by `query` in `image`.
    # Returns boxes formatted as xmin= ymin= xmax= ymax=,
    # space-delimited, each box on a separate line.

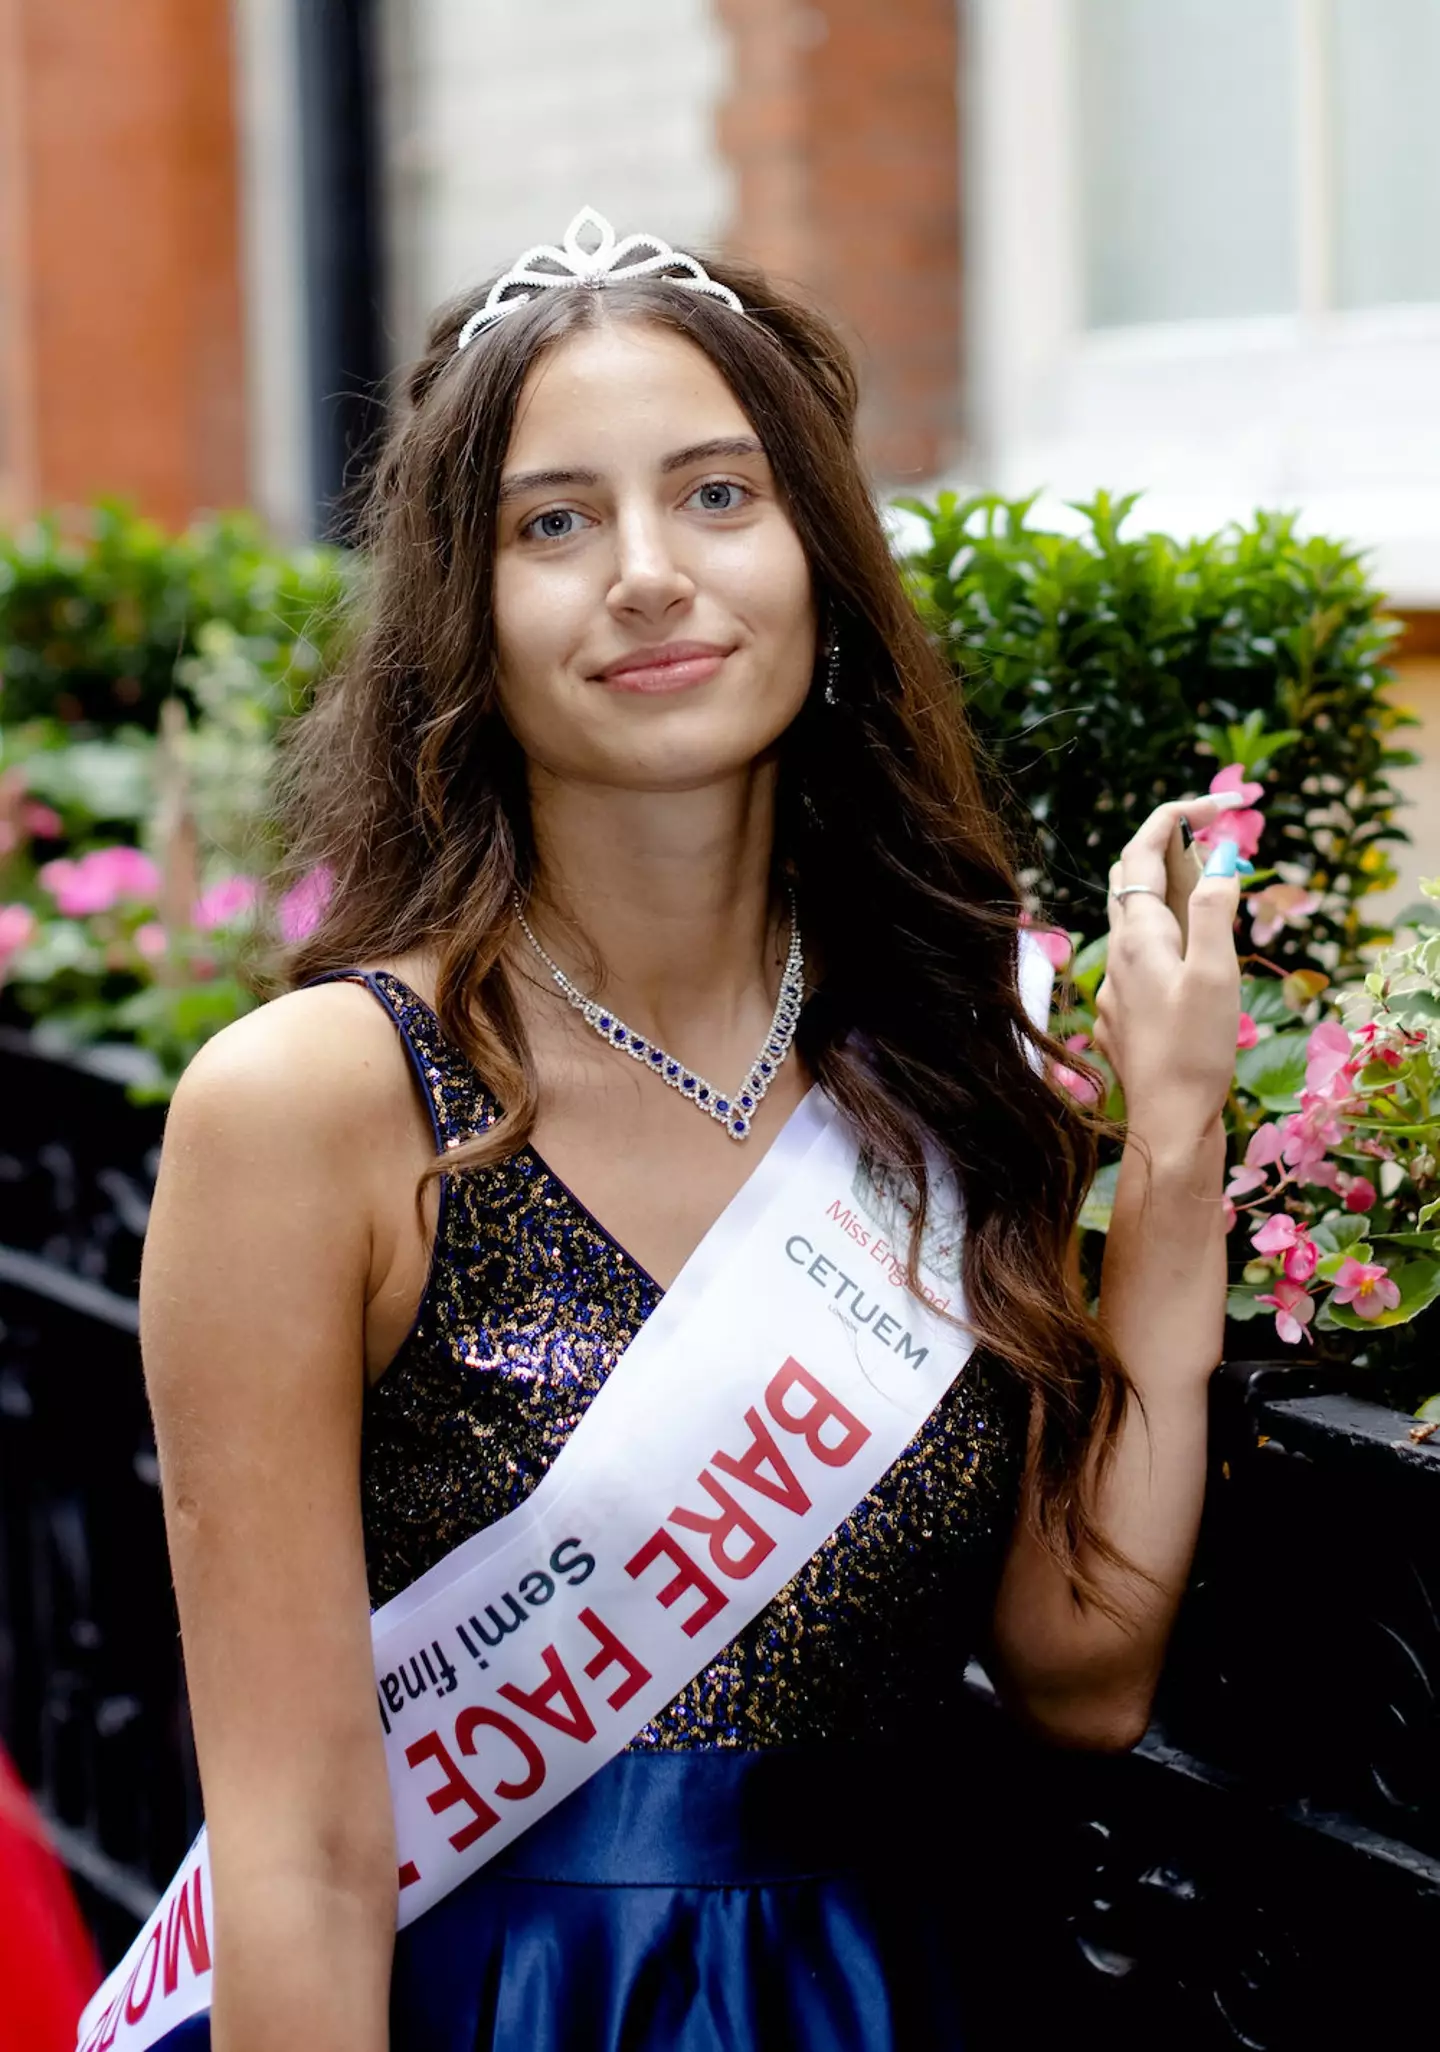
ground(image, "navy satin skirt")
xmin=390 ymin=1748 xmax=974 ymax=2051
xmin=157 ymin=1748 xmax=986 ymax=2051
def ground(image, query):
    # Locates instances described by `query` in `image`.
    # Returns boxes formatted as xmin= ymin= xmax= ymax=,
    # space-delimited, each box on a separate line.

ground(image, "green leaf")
xmin=1418 ymin=1197 xmax=1440 ymax=1228
xmin=1233 ymin=1031 xmax=1309 ymax=1109
xmin=1311 ymin=1213 xmax=1370 ymax=1254
xmin=1239 ymin=976 xmax=1293 ymax=1027
xmin=1226 ymin=1284 xmax=1269 ymax=1322
xmin=1414 ymin=1393 xmax=1440 ymax=1423
xmin=1078 ymin=1159 xmax=1121 ymax=1234
xmin=1067 ymin=933 xmax=1109 ymax=1003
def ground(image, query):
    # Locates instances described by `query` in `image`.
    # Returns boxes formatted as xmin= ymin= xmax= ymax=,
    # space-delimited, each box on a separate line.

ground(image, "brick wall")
xmin=0 ymin=0 xmax=246 ymax=529
xmin=381 ymin=0 xmax=735 ymax=360
xmin=718 ymin=0 xmax=962 ymax=481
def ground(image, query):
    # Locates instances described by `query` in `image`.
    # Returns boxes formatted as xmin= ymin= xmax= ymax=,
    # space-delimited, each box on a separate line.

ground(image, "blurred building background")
xmin=2 ymin=0 xmax=1439 ymax=880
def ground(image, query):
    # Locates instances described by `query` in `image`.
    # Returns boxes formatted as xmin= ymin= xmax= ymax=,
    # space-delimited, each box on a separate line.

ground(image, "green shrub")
xmin=898 ymin=491 xmax=1417 ymax=974
xmin=0 ymin=498 xmax=351 ymax=730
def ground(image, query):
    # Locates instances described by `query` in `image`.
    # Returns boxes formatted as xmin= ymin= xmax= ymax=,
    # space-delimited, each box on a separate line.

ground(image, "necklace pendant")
xmin=514 ymin=891 xmax=803 ymax=1142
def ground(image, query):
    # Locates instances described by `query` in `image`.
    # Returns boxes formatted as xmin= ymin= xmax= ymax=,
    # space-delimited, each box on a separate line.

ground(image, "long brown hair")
xmin=276 ymin=253 xmax=1130 ymax=1602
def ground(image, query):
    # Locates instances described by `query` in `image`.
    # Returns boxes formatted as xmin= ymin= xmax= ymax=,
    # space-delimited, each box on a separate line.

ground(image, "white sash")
xmin=80 ymin=945 xmax=1048 ymax=2050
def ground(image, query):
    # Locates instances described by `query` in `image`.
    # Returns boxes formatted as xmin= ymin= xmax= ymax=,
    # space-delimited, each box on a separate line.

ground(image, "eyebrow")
xmin=497 ymin=436 xmax=768 ymax=505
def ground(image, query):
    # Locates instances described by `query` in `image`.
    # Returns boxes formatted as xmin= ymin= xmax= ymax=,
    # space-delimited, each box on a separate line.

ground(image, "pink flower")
xmin=22 ymin=802 xmax=62 ymax=840
xmin=1211 ymin=763 xmax=1265 ymax=808
xmin=1330 ymin=1257 xmax=1401 ymax=1320
xmin=1236 ymin=1012 xmax=1259 ymax=1049
xmin=1283 ymin=1233 xmax=1319 ymax=1285
xmin=1248 ymin=884 xmax=1320 ymax=949
xmin=1225 ymin=1120 xmax=1284 ymax=1199
xmin=1354 ymin=1021 xmax=1405 ymax=1073
xmin=1257 ymin=1277 xmax=1315 ymax=1346
xmin=1305 ymin=1022 xmax=1355 ymax=1098
xmin=1195 ymin=765 xmax=1266 ymax=859
xmin=1342 ymin=1175 xmax=1376 ymax=1214
xmin=278 ymin=865 xmax=333 ymax=943
xmin=1250 ymin=1212 xmax=1301 ymax=1257
xmin=1280 ymin=1103 xmax=1344 ymax=1181
xmin=1018 ymin=912 xmax=1073 ymax=972
xmin=194 ymin=875 xmax=261 ymax=931
xmin=39 ymin=845 xmax=160 ymax=916
xmin=134 ymin=922 xmax=168 ymax=962
xmin=0 ymin=903 xmax=36 ymax=976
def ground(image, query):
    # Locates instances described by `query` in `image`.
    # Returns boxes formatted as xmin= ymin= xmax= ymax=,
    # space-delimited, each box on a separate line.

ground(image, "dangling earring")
xmin=823 ymin=632 xmax=841 ymax=707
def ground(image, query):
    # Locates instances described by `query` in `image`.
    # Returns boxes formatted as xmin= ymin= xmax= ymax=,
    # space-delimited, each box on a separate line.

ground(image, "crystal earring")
xmin=823 ymin=634 xmax=841 ymax=707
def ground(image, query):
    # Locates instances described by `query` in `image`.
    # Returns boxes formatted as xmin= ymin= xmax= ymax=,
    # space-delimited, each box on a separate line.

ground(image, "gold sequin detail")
xmin=354 ymin=972 xmax=1027 ymax=1749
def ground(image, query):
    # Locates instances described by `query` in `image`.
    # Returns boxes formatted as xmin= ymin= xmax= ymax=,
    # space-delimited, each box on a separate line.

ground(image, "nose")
xmin=606 ymin=501 xmax=694 ymax=625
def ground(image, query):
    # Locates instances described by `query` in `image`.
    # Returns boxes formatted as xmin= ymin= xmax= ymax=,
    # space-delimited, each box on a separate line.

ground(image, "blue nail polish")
xmin=1235 ymin=856 xmax=1255 ymax=876
xmin=1203 ymin=839 xmax=1240 ymax=878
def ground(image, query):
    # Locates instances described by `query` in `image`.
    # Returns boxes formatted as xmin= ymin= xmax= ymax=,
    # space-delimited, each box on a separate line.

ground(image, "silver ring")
xmin=1113 ymin=884 xmax=1163 ymax=902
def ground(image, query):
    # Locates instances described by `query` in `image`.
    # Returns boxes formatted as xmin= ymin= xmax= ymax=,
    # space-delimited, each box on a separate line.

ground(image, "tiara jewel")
xmin=456 ymin=207 xmax=745 ymax=350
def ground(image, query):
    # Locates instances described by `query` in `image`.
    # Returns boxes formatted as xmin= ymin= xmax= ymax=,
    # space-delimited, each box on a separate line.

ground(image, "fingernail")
xmin=1235 ymin=856 xmax=1255 ymax=876
xmin=1211 ymin=791 xmax=1248 ymax=811
xmin=1203 ymin=839 xmax=1241 ymax=878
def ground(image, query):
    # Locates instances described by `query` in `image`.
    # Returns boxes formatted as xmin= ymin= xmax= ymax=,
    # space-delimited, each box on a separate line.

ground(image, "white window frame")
xmin=963 ymin=0 xmax=1440 ymax=605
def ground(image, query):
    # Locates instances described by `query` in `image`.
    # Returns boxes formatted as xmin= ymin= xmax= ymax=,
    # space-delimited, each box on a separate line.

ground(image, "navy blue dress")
xmin=345 ymin=972 xmax=1028 ymax=2051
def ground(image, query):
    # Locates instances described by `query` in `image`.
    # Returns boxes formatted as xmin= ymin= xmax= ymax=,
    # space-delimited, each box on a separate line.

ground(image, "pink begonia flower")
xmin=278 ymin=865 xmax=334 ymax=943
xmin=1257 ymin=1277 xmax=1314 ymax=1346
xmin=1250 ymin=1212 xmax=1301 ymax=1256
xmin=1341 ymin=1174 xmax=1376 ymax=1214
xmin=1195 ymin=765 xmax=1265 ymax=859
xmin=134 ymin=922 xmax=168 ymax=962
xmin=39 ymin=845 xmax=160 ymax=917
xmin=1280 ymin=1098 xmax=1347 ymax=1182
xmin=0 ymin=903 xmax=37 ymax=974
xmin=1225 ymin=1120 xmax=1285 ymax=1199
xmin=1236 ymin=1012 xmax=1259 ymax=1049
xmin=1222 ymin=1195 xmax=1238 ymax=1232
xmin=1283 ymin=1232 xmax=1319 ymax=1285
xmin=22 ymin=802 xmax=63 ymax=840
xmin=1305 ymin=1021 xmax=1356 ymax=1097
xmin=1248 ymin=883 xmax=1320 ymax=949
xmin=1018 ymin=911 xmax=1073 ymax=971
xmin=194 ymin=875 xmax=261 ymax=931
xmin=1330 ymin=1256 xmax=1401 ymax=1320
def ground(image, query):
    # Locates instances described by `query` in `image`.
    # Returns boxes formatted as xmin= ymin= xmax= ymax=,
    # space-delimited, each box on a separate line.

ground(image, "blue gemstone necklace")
xmin=512 ymin=891 xmax=804 ymax=1143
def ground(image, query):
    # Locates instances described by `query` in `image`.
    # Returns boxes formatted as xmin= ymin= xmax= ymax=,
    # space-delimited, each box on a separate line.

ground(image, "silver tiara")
xmin=456 ymin=207 xmax=745 ymax=350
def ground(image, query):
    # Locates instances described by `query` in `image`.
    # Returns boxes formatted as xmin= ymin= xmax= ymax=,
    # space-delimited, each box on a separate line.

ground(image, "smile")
xmin=593 ymin=642 xmax=731 ymax=694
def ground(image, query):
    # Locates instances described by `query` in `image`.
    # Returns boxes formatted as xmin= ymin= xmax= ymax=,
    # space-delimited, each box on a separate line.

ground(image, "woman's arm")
xmin=989 ymin=798 xmax=1243 ymax=1750
xmin=142 ymin=987 xmax=415 ymax=2050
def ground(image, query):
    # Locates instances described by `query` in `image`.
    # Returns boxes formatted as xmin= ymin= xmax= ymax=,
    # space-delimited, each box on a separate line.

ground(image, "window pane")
xmin=1077 ymin=0 xmax=1299 ymax=327
xmin=1330 ymin=0 xmax=1440 ymax=310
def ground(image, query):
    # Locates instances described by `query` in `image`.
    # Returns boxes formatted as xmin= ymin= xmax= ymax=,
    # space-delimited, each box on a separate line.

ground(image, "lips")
xmin=594 ymin=642 xmax=731 ymax=694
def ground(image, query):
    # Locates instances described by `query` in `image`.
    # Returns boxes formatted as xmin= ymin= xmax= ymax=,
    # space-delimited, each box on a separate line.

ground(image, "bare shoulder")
xmin=168 ymin=979 xmax=411 ymax=1157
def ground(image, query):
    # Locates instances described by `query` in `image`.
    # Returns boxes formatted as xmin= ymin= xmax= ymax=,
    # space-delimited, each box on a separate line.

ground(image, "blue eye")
xmin=688 ymin=480 xmax=749 ymax=513
xmin=521 ymin=507 xmax=591 ymax=542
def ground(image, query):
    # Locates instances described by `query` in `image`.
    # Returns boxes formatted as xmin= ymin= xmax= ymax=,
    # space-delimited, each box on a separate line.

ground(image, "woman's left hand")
xmin=1090 ymin=796 xmax=1244 ymax=1156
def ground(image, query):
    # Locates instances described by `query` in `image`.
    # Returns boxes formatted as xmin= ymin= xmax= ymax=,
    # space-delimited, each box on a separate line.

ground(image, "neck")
xmin=520 ymin=763 xmax=787 ymax=1045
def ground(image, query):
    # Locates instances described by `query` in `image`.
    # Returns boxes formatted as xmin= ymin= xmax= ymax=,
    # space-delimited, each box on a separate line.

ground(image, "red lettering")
xmin=625 ymin=1528 xmax=728 ymax=1636
xmin=499 ymin=1643 xmax=597 ymax=1743
xmin=123 ymin=1921 xmax=163 ymax=2022
xmin=405 ymin=1728 xmax=501 ymax=1850
xmin=577 ymin=1607 xmax=652 ymax=1708
xmin=671 ymin=1470 xmax=776 ymax=1579
xmin=456 ymin=1704 xmax=547 ymax=1801
xmin=162 ymin=1866 xmax=211 ymax=1995
xmin=765 ymin=1357 xmax=871 ymax=1468
xmin=712 ymin=1404 xmax=812 ymax=1516
xmin=83 ymin=1996 xmax=122 ymax=2052
xmin=398 ymin=1860 xmax=422 ymax=1889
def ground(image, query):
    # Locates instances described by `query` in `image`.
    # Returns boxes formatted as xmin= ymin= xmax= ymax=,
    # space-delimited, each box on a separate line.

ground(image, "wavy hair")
xmin=275 ymin=253 xmax=1131 ymax=1603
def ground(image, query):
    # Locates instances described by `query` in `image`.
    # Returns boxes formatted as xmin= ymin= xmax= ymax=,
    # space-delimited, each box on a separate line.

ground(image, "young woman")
xmin=122 ymin=214 xmax=1246 ymax=2051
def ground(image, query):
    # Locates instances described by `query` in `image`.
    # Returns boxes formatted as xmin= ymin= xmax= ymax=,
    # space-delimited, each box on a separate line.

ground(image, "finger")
xmin=1118 ymin=793 xmax=1249 ymax=891
xmin=1183 ymin=869 xmax=1244 ymax=979
xmin=1105 ymin=862 xmax=1125 ymax=937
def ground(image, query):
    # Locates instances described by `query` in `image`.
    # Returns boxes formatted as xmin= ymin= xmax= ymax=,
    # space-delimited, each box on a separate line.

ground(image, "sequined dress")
xmin=346 ymin=970 xmax=1028 ymax=2052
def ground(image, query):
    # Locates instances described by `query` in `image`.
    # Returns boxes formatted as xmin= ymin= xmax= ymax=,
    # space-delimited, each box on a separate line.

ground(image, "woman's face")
xmin=491 ymin=319 xmax=816 ymax=794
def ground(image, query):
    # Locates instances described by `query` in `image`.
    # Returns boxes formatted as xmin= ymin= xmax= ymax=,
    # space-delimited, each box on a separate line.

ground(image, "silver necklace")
xmin=513 ymin=891 xmax=804 ymax=1142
